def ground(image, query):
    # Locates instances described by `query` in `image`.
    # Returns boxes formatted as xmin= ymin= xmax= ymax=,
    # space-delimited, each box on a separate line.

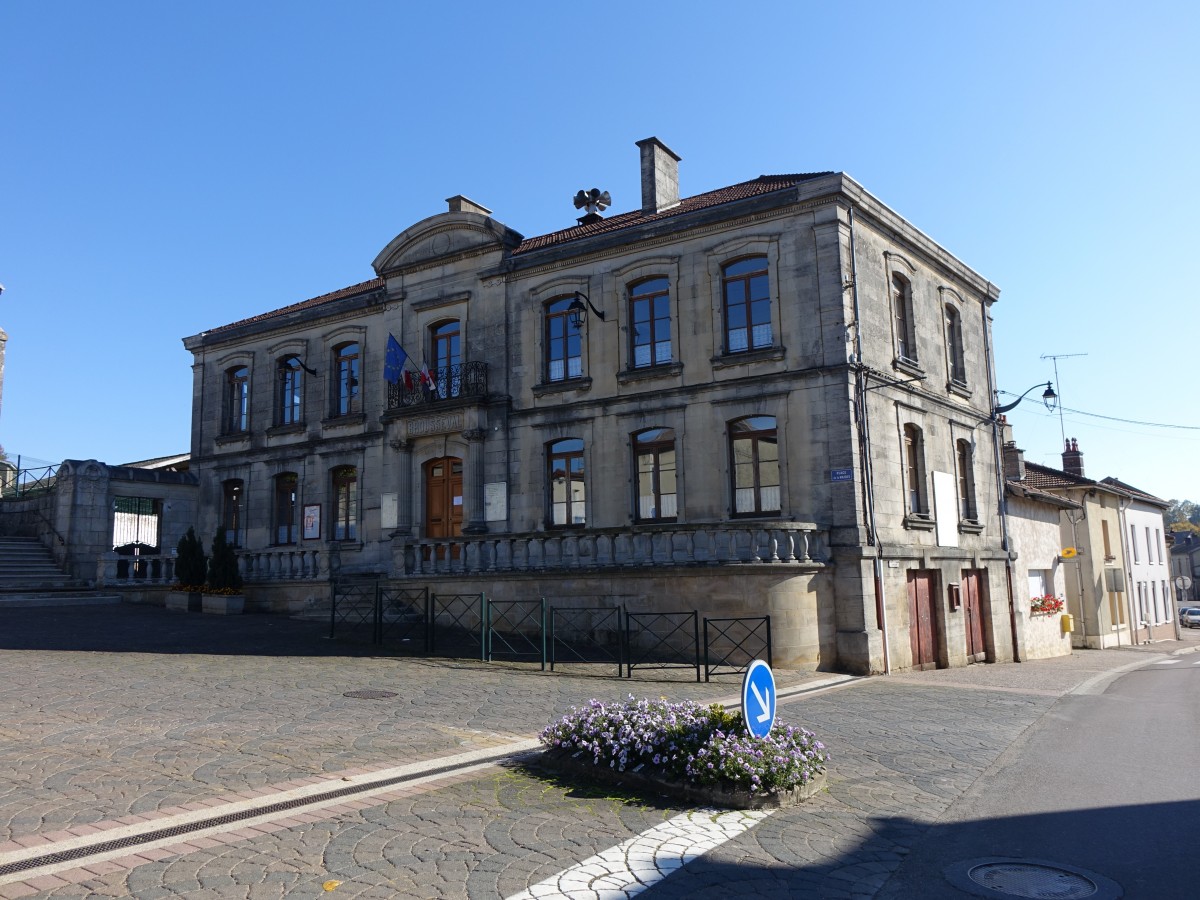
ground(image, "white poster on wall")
xmin=932 ymin=471 xmax=958 ymax=548
xmin=484 ymin=482 xmax=507 ymax=522
xmin=380 ymin=492 xmax=398 ymax=530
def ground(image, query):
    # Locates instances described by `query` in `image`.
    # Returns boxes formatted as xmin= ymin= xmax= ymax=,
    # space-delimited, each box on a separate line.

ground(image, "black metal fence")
xmin=328 ymin=581 xmax=770 ymax=680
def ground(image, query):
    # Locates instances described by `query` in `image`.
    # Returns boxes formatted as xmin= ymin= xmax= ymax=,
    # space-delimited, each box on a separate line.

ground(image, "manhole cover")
xmin=968 ymin=862 xmax=1097 ymax=898
xmin=343 ymin=690 xmax=398 ymax=700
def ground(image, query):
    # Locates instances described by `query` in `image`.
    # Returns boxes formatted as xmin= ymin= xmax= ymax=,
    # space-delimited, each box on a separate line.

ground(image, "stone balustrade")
xmin=402 ymin=523 xmax=827 ymax=577
xmin=97 ymin=553 xmax=177 ymax=586
xmin=237 ymin=548 xmax=324 ymax=582
xmin=97 ymin=548 xmax=324 ymax=586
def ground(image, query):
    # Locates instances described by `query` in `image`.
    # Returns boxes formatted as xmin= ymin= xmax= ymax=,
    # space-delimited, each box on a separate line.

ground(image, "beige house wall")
xmin=182 ymin=152 xmax=1010 ymax=675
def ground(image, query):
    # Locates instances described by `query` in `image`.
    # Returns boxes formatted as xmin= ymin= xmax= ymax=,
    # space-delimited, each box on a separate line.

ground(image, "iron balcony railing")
xmin=386 ymin=361 xmax=488 ymax=410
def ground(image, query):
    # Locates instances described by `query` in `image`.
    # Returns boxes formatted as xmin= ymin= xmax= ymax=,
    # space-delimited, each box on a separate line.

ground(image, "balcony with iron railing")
xmin=386 ymin=361 xmax=488 ymax=413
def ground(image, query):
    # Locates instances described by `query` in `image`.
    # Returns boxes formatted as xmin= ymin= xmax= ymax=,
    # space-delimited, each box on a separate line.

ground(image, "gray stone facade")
xmin=182 ymin=138 xmax=1016 ymax=674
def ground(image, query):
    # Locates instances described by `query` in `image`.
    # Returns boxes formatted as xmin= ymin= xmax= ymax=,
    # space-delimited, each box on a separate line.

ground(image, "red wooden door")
xmin=962 ymin=569 xmax=987 ymax=662
xmin=907 ymin=570 xmax=938 ymax=670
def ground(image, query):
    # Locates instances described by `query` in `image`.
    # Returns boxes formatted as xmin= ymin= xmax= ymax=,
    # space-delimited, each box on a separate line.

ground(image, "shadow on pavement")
xmin=627 ymin=797 xmax=1200 ymax=899
xmin=0 ymin=603 xmax=385 ymax=657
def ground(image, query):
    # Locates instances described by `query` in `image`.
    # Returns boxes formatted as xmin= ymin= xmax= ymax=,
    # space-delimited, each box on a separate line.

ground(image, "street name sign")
xmin=741 ymin=659 xmax=777 ymax=738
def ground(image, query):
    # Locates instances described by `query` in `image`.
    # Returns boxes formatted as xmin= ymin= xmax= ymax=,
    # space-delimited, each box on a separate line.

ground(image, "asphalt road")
xmin=876 ymin=653 xmax=1200 ymax=899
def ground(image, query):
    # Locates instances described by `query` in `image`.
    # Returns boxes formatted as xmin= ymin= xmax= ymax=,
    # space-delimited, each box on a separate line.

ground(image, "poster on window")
xmin=303 ymin=504 xmax=321 ymax=540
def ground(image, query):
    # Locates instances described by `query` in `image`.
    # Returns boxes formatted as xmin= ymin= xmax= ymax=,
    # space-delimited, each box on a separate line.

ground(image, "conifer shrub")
xmin=174 ymin=527 xmax=207 ymax=591
xmin=206 ymin=527 xmax=243 ymax=594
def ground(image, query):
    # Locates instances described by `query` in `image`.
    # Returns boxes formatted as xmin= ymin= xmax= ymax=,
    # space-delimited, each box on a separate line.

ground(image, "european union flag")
xmin=384 ymin=334 xmax=408 ymax=384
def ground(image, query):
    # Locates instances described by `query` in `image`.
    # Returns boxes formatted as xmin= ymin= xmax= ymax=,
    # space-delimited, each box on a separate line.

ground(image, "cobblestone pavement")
xmin=0 ymin=605 xmax=1188 ymax=898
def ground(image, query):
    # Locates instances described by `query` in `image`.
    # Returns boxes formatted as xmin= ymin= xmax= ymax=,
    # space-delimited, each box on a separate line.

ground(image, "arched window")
xmin=545 ymin=297 xmax=583 ymax=382
xmin=332 ymin=466 xmax=358 ymax=541
xmin=893 ymin=274 xmax=917 ymax=362
xmin=730 ymin=416 xmax=779 ymax=516
xmin=432 ymin=320 xmax=462 ymax=397
xmin=629 ymin=277 xmax=672 ymax=369
xmin=903 ymin=425 xmax=928 ymax=516
xmin=222 ymin=479 xmax=244 ymax=547
xmin=945 ymin=305 xmax=966 ymax=384
xmin=274 ymin=472 xmax=298 ymax=545
xmin=333 ymin=342 xmax=360 ymax=416
xmin=956 ymin=439 xmax=977 ymax=521
xmin=722 ymin=257 xmax=771 ymax=353
xmin=633 ymin=428 xmax=677 ymax=521
xmin=547 ymin=438 xmax=585 ymax=527
xmin=225 ymin=366 xmax=249 ymax=433
xmin=277 ymin=356 xmax=304 ymax=425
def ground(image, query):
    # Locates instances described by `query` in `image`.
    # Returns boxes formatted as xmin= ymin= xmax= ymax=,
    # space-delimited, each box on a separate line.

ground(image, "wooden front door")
xmin=962 ymin=569 xmax=987 ymax=663
xmin=424 ymin=457 xmax=464 ymax=539
xmin=907 ymin=569 xmax=939 ymax=670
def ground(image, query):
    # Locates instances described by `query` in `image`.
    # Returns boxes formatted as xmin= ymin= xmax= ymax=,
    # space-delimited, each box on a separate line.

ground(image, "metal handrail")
xmin=386 ymin=361 xmax=488 ymax=410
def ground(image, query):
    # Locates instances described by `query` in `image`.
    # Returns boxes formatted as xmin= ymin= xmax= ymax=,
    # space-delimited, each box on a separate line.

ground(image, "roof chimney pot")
xmin=636 ymin=137 xmax=681 ymax=214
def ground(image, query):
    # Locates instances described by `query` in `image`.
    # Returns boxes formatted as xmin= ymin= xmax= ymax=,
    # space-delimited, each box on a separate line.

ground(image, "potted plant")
xmin=202 ymin=527 xmax=245 ymax=615
xmin=166 ymin=527 xmax=207 ymax=612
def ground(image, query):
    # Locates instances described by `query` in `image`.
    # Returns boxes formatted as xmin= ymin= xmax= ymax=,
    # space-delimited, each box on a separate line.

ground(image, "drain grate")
xmin=343 ymin=690 xmax=398 ymax=700
xmin=968 ymin=862 xmax=1097 ymax=898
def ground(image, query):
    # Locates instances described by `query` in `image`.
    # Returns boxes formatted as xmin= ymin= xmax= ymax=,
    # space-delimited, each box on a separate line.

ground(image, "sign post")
xmin=741 ymin=659 xmax=777 ymax=738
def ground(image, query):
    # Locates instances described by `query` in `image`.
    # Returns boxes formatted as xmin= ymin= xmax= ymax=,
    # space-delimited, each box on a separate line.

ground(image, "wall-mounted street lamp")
xmin=993 ymin=381 xmax=1057 ymax=418
xmin=567 ymin=291 xmax=606 ymax=330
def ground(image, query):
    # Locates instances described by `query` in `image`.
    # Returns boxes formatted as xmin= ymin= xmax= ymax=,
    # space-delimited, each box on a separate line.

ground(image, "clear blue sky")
xmin=2 ymin=2 xmax=1198 ymax=503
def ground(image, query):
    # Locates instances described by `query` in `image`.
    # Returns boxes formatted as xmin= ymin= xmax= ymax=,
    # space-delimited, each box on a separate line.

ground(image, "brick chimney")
xmin=636 ymin=137 xmax=681 ymax=214
xmin=1002 ymin=441 xmax=1026 ymax=482
xmin=1062 ymin=438 xmax=1084 ymax=477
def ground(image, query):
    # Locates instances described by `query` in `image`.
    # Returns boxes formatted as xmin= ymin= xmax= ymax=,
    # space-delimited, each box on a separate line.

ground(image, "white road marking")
xmin=1155 ymin=659 xmax=1182 ymax=664
xmin=505 ymin=808 xmax=774 ymax=900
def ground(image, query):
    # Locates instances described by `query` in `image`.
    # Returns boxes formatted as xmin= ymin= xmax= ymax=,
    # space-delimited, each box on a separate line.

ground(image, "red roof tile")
xmin=1021 ymin=462 xmax=1095 ymax=491
xmin=207 ymin=278 xmax=384 ymax=335
xmin=513 ymin=173 xmax=832 ymax=254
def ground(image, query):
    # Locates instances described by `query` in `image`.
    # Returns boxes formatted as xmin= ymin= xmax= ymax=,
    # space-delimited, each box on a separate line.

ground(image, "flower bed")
xmin=536 ymin=695 xmax=829 ymax=809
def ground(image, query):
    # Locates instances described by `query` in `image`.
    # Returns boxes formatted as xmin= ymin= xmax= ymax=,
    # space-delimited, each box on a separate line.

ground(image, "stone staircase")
xmin=0 ymin=536 xmax=122 ymax=607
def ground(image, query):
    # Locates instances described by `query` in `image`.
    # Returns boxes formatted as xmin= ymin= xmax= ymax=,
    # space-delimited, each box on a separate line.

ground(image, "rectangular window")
xmin=225 ymin=366 xmax=249 ymax=433
xmin=547 ymin=439 xmax=586 ymax=527
xmin=334 ymin=344 xmax=360 ymax=416
xmin=545 ymin=297 xmax=583 ymax=383
xmin=1027 ymin=569 xmax=1051 ymax=599
xmin=278 ymin=357 xmax=303 ymax=425
xmin=274 ymin=473 xmax=298 ymax=545
xmin=1101 ymin=520 xmax=1112 ymax=558
xmin=634 ymin=428 xmax=677 ymax=522
xmin=222 ymin=480 xmax=244 ymax=548
xmin=903 ymin=425 xmax=926 ymax=516
xmin=1130 ymin=525 xmax=1139 ymax=563
xmin=723 ymin=257 xmax=772 ymax=354
xmin=332 ymin=467 xmax=358 ymax=541
xmin=629 ymin=278 xmax=672 ymax=369
xmin=1156 ymin=529 xmax=1162 ymax=563
xmin=730 ymin=416 xmax=780 ymax=516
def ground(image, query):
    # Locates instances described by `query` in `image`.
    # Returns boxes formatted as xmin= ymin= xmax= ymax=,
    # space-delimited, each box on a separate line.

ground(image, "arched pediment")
xmin=372 ymin=212 xmax=523 ymax=276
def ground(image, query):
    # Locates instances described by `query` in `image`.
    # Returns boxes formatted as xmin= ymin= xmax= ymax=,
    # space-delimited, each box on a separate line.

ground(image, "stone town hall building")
xmin=183 ymin=138 xmax=1013 ymax=675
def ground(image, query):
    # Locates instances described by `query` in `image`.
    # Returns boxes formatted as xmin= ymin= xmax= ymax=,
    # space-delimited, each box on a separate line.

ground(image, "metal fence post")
xmin=480 ymin=592 xmax=488 ymax=661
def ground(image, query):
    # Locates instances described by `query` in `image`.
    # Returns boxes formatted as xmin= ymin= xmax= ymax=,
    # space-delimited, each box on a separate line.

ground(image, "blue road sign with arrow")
xmin=741 ymin=659 xmax=776 ymax=738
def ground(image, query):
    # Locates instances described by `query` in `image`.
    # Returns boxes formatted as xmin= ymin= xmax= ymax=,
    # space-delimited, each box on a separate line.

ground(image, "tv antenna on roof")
xmin=1041 ymin=352 xmax=1088 ymax=445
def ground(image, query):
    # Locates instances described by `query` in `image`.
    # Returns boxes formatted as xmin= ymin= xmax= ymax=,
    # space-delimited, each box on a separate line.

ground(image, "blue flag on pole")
xmin=384 ymin=334 xmax=407 ymax=384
